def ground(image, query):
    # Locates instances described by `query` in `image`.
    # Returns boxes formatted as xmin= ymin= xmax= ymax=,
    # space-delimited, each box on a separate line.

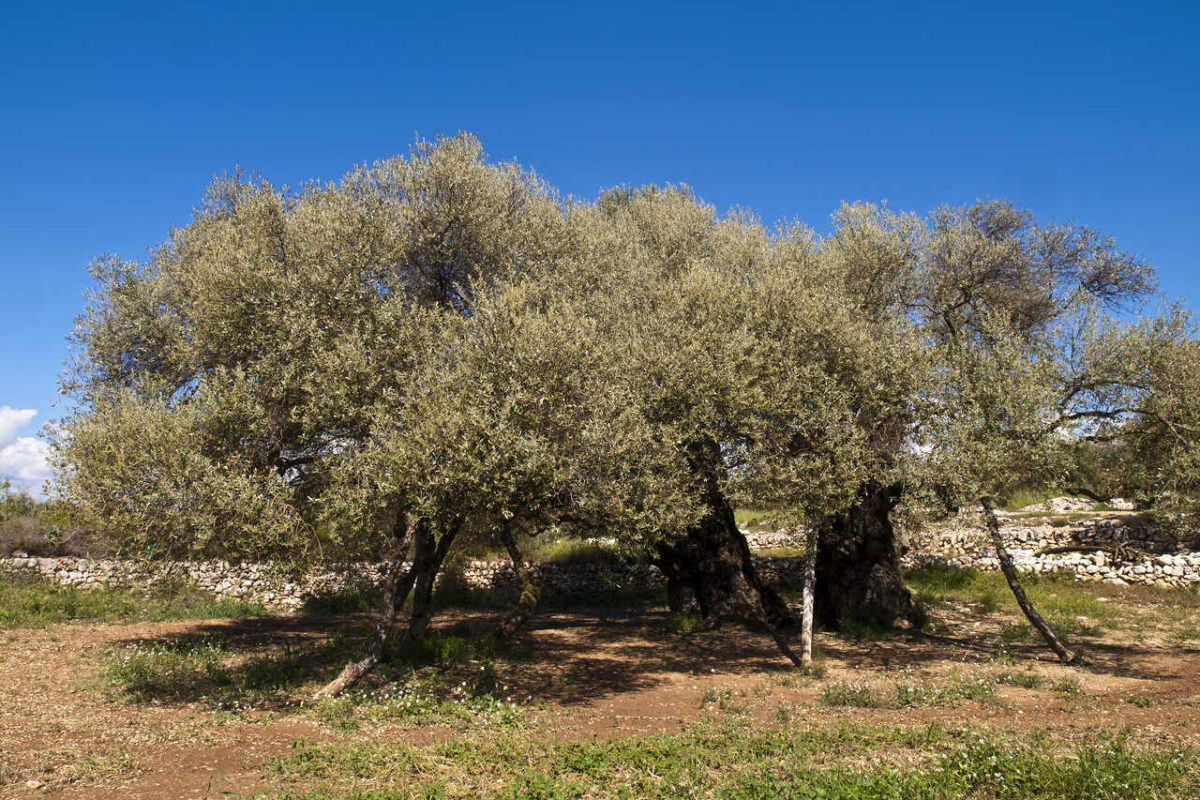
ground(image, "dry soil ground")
xmin=0 ymin=584 xmax=1198 ymax=799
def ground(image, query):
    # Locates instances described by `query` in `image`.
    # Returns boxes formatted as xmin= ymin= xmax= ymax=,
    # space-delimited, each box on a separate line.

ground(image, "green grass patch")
xmin=821 ymin=672 xmax=1005 ymax=710
xmin=733 ymin=507 xmax=798 ymax=530
xmin=902 ymin=564 xmax=1200 ymax=639
xmin=102 ymin=632 xmax=327 ymax=707
xmin=893 ymin=674 xmax=997 ymax=707
xmin=307 ymin=664 xmax=527 ymax=732
xmin=0 ymin=574 xmax=268 ymax=628
xmin=261 ymin=723 xmax=1197 ymax=800
xmin=820 ymin=681 xmax=884 ymax=708
xmin=101 ymin=623 xmax=533 ymax=729
xmin=992 ymin=668 xmax=1046 ymax=689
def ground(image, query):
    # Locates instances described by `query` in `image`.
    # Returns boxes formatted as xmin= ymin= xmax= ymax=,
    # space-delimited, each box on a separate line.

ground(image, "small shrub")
xmin=993 ymin=669 xmax=1045 ymax=689
xmin=700 ymin=686 xmax=733 ymax=706
xmin=0 ymin=575 xmax=266 ymax=629
xmin=1052 ymin=675 xmax=1086 ymax=697
xmin=820 ymin=682 xmax=882 ymax=708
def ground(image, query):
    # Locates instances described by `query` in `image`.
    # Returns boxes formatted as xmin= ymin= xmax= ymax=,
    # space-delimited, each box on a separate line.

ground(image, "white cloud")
xmin=0 ymin=407 xmax=52 ymax=494
xmin=0 ymin=407 xmax=37 ymax=449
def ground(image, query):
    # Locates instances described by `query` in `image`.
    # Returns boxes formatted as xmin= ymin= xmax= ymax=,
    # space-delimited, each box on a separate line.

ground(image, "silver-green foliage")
xmin=55 ymin=137 xmax=1197 ymax=571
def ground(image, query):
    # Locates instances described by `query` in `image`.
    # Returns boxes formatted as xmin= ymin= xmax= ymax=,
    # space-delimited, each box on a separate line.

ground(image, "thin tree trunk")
xmin=800 ymin=526 xmax=818 ymax=667
xmin=405 ymin=522 xmax=460 ymax=642
xmin=490 ymin=523 xmax=542 ymax=646
xmin=314 ymin=521 xmax=419 ymax=699
xmin=981 ymin=497 xmax=1077 ymax=664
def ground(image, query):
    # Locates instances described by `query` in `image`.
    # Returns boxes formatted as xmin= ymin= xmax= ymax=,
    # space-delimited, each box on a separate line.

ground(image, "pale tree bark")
xmin=981 ymin=497 xmax=1077 ymax=664
xmin=490 ymin=522 xmax=542 ymax=646
xmin=800 ymin=526 xmax=818 ymax=667
xmin=314 ymin=521 xmax=420 ymax=699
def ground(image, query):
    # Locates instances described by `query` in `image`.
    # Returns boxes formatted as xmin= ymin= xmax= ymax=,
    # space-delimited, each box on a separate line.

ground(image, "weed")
xmin=74 ymin=748 xmax=141 ymax=782
xmin=993 ymin=669 xmax=1045 ymax=689
xmin=820 ymin=681 xmax=882 ymax=708
xmin=1053 ymin=675 xmax=1086 ymax=697
xmin=893 ymin=674 xmax=997 ymax=707
xmin=700 ymin=685 xmax=732 ymax=706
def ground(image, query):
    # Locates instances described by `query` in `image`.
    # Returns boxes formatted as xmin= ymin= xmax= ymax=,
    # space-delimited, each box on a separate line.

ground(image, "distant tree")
xmin=1116 ymin=336 xmax=1200 ymax=530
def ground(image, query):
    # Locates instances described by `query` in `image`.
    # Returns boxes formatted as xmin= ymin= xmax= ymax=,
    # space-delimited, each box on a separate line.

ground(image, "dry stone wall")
xmin=904 ymin=514 xmax=1200 ymax=588
xmin=0 ymin=553 xmax=807 ymax=612
xmin=2 ymin=515 xmax=1195 ymax=611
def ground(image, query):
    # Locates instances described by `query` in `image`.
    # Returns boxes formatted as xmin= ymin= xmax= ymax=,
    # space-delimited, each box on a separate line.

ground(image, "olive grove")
xmin=54 ymin=134 xmax=1198 ymax=690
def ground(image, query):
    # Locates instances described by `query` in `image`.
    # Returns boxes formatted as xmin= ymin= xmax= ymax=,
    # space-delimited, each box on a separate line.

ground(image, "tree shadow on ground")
xmin=105 ymin=599 xmax=1197 ymax=712
xmin=810 ymin=605 xmax=1197 ymax=684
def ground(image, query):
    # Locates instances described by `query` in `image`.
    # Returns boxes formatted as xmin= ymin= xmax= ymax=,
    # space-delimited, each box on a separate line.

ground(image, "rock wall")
xmin=2 ymin=515 xmax=1195 ymax=611
xmin=0 ymin=553 xmax=807 ymax=612
xmin=904 ymin=515 xmax=1200 ymax=588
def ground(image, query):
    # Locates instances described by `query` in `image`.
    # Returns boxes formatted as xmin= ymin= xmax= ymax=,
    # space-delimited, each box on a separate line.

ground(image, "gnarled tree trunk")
xmin=814 ymin=481 xmax=918 ymax=630
xmin=405 ymin=521 xmax=460 ymax=642
xmin=489 ymin=522 xmax=543 ymax=646
xmin=654 ymin=441 xmax=793 ymax=631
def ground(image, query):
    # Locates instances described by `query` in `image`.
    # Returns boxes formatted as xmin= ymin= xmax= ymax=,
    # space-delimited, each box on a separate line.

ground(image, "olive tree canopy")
xmin=54 ymin=135 xmax=1196 ymax=686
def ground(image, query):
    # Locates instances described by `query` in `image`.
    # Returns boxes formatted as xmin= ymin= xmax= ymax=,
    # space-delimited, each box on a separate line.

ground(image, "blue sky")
xmin=1 ymin=0 xmax=1198 ymax=491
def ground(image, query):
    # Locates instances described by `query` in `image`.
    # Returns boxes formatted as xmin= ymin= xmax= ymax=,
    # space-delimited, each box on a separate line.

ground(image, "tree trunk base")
xmin=655 ymin=496 xmax=793 ymax=631
xmin=814 ymin=482 xmax=920 ymax=631
xmin=489 ymin=523 xmax=542 ymax=646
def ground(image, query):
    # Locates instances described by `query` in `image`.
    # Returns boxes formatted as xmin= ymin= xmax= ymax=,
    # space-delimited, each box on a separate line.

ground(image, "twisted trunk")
xmin=314 ymin=519 xmax=420 ymax=699
xmin=405 ymin=521 xmax=460 ymax=642
xmin=814 ymin=481 xmax=918 ymax=630
xmin=654 ymin=441 xmax=793 ymax=630
xmin=490 ymin=522 xmax=542 ymax=645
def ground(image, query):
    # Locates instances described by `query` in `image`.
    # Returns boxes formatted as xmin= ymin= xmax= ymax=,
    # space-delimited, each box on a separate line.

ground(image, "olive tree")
xmin=313 ymin=281 xmax=698 ymax=694
xmin=906 ymin=203 xmax=1194 ymax=661
xmin=803 ymin=200 xmax=1165 ymax=631
xmin=55 ymin=135 xmax=576 ymax=680
xmin=549 ymin=188 xmax=921 ymax=644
